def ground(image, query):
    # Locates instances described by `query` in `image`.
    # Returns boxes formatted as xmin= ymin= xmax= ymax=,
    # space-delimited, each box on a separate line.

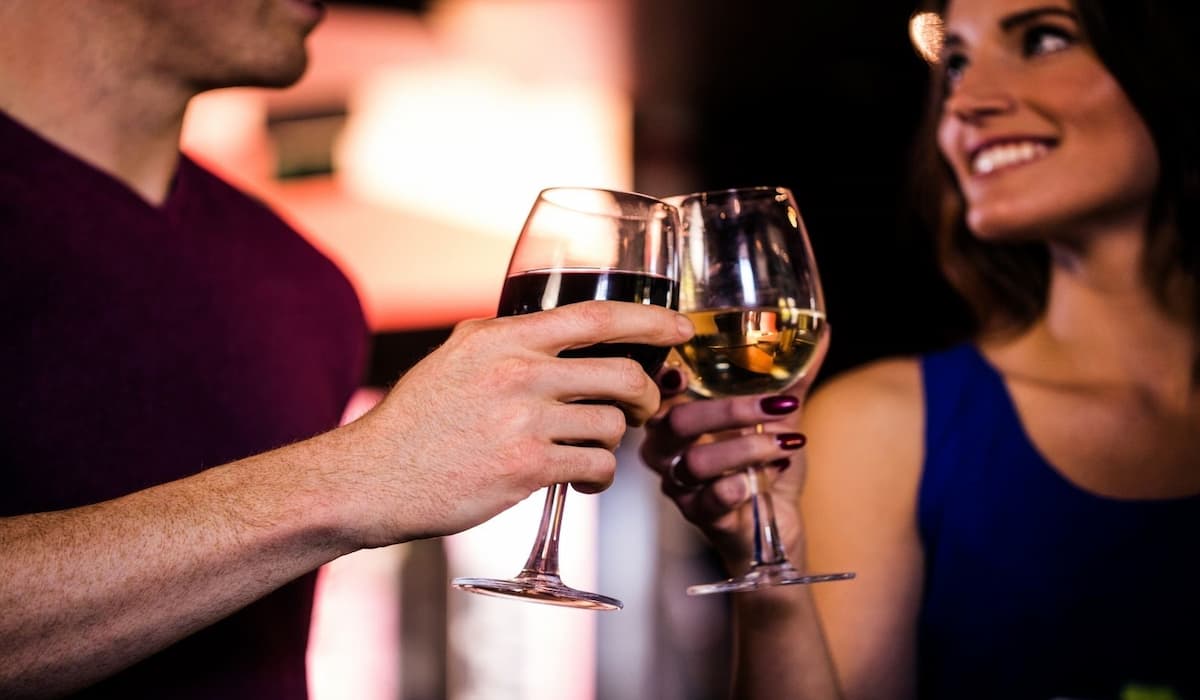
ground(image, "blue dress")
xmin=917 ymin=344 xmax=1200 ymax=700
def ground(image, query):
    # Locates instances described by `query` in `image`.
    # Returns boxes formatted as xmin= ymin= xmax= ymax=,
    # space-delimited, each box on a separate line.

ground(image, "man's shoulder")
xmin=174 ymin=153 xmax=291 ymax=224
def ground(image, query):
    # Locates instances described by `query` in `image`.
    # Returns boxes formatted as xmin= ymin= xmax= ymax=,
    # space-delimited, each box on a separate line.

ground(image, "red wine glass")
xmin=451 ymin=186 xmax=680 ymax=610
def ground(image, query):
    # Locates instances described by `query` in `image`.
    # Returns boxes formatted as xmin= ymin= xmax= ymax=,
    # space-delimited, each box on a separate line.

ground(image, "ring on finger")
xmin=667 ymin=452 xmax=699 ymax=491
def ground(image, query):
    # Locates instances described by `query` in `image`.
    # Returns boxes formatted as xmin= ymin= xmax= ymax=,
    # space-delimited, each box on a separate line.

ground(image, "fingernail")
xmin=768 ymin=457 xmax=791 ymax=471
xmin=676 ymin=313 xmax=694 ymax=336
xmin=659 ymin=368 xmax=683 ymax=392
xmin=760 ymin=395 xmax=800 ymax=415
xmin=777 ymin=432 xmax=807 ymax=450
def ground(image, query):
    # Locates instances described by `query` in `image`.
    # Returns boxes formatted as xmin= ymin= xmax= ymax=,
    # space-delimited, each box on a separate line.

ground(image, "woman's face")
xmin=935 ymin=0 xmax=1159 ymax=242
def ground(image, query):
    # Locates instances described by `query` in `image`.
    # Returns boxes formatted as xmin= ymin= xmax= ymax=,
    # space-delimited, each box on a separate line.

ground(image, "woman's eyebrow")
xmin=938 ymin=5 xmax=1076 ymax=58
xmin=999 ymin=6 xmax=1078 ymax=31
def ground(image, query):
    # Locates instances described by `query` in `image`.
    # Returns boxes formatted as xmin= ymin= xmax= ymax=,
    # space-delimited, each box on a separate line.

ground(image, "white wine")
xmin=677 ymin=306 xmax=825 ymax=398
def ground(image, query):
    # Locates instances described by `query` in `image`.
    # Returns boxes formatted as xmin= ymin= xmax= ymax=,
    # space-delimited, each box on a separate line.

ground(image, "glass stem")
xmin=748 ymin=423 xmax=790 ymax=568
xmin=519 ymin=482 xmax=567 ymax=578
xmin=747 ymin=466 xmax=789 ymax=567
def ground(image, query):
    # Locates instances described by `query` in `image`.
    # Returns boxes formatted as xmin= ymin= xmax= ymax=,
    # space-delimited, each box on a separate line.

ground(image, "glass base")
xmin=452 ymin=572 xmax=623 ymax=611
xmin=686 ymin=562 xmax=856 ymax=596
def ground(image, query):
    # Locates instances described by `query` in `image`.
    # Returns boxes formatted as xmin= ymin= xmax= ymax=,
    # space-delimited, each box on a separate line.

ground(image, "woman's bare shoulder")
xmin=806 ymin=356 xmax=924 ymax=436
xmin=801 ymin=356 xmax=931 ymax=699
xmin=801 ymin=355 xmax=926 ymax=499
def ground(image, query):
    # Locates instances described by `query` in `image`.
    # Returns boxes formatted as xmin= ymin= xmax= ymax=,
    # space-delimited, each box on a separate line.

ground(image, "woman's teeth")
xmin=972 ymin=141 xmax=1050 ymax=175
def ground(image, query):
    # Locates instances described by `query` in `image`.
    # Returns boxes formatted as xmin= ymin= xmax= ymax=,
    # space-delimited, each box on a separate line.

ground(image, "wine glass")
xmin=665 ymin=185 xmax=855 ymax=595
xmin=451 ymin=186 xmax=680 ymax=610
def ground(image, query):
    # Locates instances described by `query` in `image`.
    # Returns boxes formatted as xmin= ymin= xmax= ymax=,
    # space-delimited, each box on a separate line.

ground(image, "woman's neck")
xmin=1035 ymin=226 xmax=1196 ymax=405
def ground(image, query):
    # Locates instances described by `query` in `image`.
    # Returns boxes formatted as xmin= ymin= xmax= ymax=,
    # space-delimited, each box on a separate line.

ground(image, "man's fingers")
xmin=545 ymin=443 xmax=617 ymax=494
xmin=511 ymin=300 xmax=694 ymax=354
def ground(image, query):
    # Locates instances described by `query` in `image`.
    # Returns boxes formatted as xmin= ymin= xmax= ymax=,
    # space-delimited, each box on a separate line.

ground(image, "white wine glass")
xmin=451 ymin=186 xmax=680 ymax=610
xmin=665 ymin=185 xmax=855 ymax=595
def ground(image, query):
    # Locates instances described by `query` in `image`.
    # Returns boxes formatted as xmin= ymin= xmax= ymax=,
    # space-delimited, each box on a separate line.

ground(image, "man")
xmin=0 ymin=1 xmax=692 ymax=697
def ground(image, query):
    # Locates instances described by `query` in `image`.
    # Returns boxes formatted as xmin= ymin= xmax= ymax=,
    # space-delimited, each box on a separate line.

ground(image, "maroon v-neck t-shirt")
xmin=1 ymin=109 xmax=369 ymax=698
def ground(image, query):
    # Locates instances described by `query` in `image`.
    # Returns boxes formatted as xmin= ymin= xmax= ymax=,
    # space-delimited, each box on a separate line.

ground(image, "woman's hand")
xmin=639 ymin=330 xmax=828 ymax=573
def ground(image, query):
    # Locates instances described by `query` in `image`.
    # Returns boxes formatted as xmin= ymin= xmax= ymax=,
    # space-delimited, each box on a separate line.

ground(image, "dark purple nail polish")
xmin=777 ymin=432 xmax=807 ymax=450
xmin=768 ymin=457 xmax=791 ymax=471
xmin=660 ymin=368 xmax=683 ymax=392
xmin=760 ymin=395 xmax=800 ymax=415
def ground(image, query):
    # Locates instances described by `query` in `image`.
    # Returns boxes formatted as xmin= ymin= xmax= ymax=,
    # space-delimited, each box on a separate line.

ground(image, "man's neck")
xmin=0 ymin=2 xmax=192 ymax=205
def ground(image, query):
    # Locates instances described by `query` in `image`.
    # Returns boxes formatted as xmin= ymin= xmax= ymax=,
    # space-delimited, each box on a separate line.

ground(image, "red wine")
xmin=498 ymin=269 xmax=677 ymax=375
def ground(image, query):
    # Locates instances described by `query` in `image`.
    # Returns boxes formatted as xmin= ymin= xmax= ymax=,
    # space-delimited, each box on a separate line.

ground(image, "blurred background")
xmin=179 ymin=0 xmax=971 ymax=697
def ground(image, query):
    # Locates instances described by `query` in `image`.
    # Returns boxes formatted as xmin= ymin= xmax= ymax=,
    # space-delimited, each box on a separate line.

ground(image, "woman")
xmin=641 ymin=0 xmax=1200 ymax=697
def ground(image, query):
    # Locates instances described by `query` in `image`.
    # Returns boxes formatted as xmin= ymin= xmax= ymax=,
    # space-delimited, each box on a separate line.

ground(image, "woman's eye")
xmin=1023 ymin=25 xmax=1075 ymax=57
xmin=942 ymin=52 xmax=968 ymax=90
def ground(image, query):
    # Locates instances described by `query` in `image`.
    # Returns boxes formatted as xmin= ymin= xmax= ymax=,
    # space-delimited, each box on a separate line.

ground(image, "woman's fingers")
xmin=664 ymin=463 xmax=791 ymax=531
xmin=650 ymin=431 xmax=802 ymax=488
xmin=641 ymin=392 xmax=801 ymax=465
xmin=669 ymin=393 xmax=801 ymax=436
xmin=653 ymin=361 xmax=688 ymax=398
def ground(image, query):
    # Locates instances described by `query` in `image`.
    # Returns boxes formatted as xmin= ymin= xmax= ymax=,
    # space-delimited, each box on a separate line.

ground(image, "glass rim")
xmin=537 ymin=185 xmax=675 ymax=220
xmin=662 ymin=184 xmax=792 ymax=205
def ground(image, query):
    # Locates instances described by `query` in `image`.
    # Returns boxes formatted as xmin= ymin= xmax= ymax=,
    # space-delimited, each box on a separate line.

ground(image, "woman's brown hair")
xmin=910 ymin=0 xmax=1200 ymax=338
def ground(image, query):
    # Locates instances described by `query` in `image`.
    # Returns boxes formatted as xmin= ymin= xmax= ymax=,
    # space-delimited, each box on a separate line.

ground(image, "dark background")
xmin=632 ymin=0 xmax=973 ymax=383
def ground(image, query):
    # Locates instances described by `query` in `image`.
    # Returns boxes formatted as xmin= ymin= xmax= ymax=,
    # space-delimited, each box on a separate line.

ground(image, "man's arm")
xmin=0 ymin=301 xmax=694 ymax=697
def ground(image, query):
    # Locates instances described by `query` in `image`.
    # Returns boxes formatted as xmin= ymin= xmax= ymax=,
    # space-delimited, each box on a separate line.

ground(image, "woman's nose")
xmin=943 ymin=63 xmax=1017 ymax=123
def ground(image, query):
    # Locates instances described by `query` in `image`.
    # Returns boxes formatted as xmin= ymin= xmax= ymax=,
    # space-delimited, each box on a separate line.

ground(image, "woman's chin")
xmin=965 ymin=207 xmax=1045 ymax=243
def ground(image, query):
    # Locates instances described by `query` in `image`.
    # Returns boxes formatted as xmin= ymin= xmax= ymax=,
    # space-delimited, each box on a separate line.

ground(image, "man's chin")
xmin=200 ymin=56 xmax=310 ymax=92
xmin=255 ymin=54 xmax=310 ymax=89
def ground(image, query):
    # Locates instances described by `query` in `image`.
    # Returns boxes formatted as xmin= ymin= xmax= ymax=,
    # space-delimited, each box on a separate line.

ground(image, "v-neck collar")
xmin=0 ymin=108 xmax=188 ymax=220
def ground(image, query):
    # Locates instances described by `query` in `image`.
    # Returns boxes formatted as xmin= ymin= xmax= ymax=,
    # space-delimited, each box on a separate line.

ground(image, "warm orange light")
xmin=181 ymin=2 xmax=632 ymax=336
xmin=337 ymin=68 xmax=630 ymax=241
xmin=909 ymin=11 xmax=945 ymax=64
